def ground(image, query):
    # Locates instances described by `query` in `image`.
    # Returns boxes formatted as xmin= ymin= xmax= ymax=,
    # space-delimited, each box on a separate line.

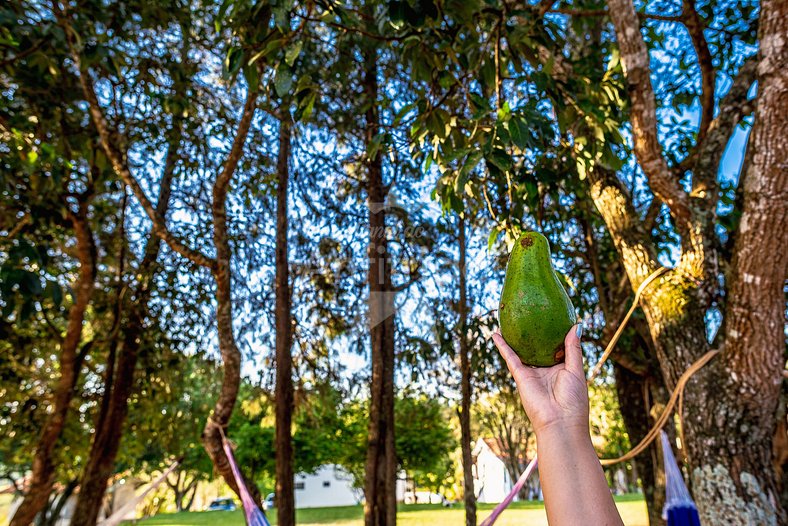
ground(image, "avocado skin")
xmin=498 ymin=232 xmax=577 ymax=367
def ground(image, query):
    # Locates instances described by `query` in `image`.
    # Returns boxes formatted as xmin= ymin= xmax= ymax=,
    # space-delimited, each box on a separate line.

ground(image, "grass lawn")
xmin=0 ymin=494 xmax=13 ymax=525
xmin=126 ymin=494 xmax=648 ymax=526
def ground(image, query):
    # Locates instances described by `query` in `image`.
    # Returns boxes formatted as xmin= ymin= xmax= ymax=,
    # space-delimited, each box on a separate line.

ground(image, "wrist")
xmin=535 ymin=418 xmax=592 ymax=447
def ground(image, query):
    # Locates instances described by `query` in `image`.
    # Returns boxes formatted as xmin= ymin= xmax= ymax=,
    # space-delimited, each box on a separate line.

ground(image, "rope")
xmin=207 ymin=415 xmax=229 ymax=441
xmin=599 ymin=349 xmax=718 ymax=466
xmin=483 ymin=266 xmax=721 ymax=524
xmin=587 ymin=267 xmax=668 ymax=382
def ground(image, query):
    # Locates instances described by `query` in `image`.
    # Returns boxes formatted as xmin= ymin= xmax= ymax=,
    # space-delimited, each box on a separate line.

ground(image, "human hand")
xmin=492 ymin=325 xmax=589 ymax=436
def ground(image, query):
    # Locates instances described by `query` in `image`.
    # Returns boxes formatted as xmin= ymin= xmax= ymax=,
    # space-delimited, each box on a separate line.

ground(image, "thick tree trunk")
xmin=457 ymin=216 xmax=476 ymax=526
xmin=577 ymin=210 xmax=666 ymax=524
xmin=10 ymin=205 xmax=96 ymax=526
xmin=274 ymin=112 xmax=295 ymax=526
xmin=69 ymin=104 xmax=182 ymax=526
xmin=687 ymin=0 xmax=787 ymax=521
xmin=363 ymin=44 xmax=397 ymax=526
xmin=600 ymin=0 xmax=788 ymax=521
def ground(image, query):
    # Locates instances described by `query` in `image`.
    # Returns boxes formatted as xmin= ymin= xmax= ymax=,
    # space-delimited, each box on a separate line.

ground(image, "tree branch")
xmin=643 ymin=198 xmax=662 ymax=232
xmin=607 ymin=0 xmax=693 ymax=234
xmin=547 ymin=7 xmax=682 ymax=22
xmin=694 ymin=59 xmax=757 ymax=200
xmin=586 ymin=168 xmax=661 ymax=289
xmin=679 ymin=0 xmax=716 ymax=175
xmin=61 ymin=21 xmax=215 ymax=270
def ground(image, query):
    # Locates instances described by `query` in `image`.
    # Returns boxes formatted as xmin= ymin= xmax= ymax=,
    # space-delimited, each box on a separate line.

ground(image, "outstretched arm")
xmin=492 ymin=326 xmax=623 ymax=526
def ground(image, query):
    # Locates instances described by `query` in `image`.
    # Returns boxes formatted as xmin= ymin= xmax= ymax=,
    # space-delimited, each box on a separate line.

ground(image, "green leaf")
xmin=461 ymin=151 xmax=483 ymax=176
xmin=224 ymin=48 xmax=244 ymax=80
xmin=46 ymin=281 xmax=62 ymax=307
xmin=285 ymin=41 xmax=303 ymax=67
xmin=274 ymin=66 xmax=293 ymax=98
xmin=394 ymin=103 xmax=417 ymax=126
xmin=486 ymin=149 xmax=511 ymax=173
xmin=243 ymin=64 xmax=260 ymax=90
xmin=297 ymin=91 xmax=317 ymax=121
xmin=20 ymin=271 xmax=42 ymax=295
xmin=367 ymin=133 xmax=385 ymax=159
xmin=469 ymin=92 xmax=491 ymax=112
xmin=249 ymin=39 xmax=284 ymax=66
xmin=487 ymin=226 xmax=500 ymax=251
xmin=509 ymin=115 xmax=530 ymax=150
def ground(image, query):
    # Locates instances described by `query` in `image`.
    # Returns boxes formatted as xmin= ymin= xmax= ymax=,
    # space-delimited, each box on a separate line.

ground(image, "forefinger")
xmin=492 ymin=332 xmax=525 ymax=380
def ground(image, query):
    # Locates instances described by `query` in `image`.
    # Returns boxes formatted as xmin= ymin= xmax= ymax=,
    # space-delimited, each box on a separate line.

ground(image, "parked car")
xmin=206 ymin=497 xmax=237 ymax=511
xmin=263 ymin=492 xmax=275 ymax=511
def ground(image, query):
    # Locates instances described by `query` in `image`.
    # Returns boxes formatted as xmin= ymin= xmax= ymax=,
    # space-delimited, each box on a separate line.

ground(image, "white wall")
xmin=294 ymin=465 xmax=362 ymax=509
xmin=474 ymin=445 xmax=511 ymax=504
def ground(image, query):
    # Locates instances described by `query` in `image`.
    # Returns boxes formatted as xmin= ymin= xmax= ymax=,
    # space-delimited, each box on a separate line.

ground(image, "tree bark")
xmin=64 ymin=9 xmax=263 ymax=509
xmin=69 ymin=113 xmax=182 ymax=526
xmin=274 ymin=112 xmax=295 ymax=526
xmin=606 ymin=0 xmax=692 ymax=236
xmin=363 ymin=44 xmax=397 ymax=526
xmin=598 ymin=0 xmax=788 ymax=521
xmin=576 ymin=212 xmax=667 ymax=523
xmin=10 ymin=202 xmax=96 ymax=526
xmin=200 ymin=89 xmax=262 ymax=506
xmin=614 ymin=362 xmax=667 ymax=526
xmin=457 ymin=216 xmax=476 ymax=526
xmin=689 ymin=0 xmax=787 ymax=521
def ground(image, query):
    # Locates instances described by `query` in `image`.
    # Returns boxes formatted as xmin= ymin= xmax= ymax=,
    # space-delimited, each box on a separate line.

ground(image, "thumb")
xmin=563 ymin=324 xmax=584 ymax=379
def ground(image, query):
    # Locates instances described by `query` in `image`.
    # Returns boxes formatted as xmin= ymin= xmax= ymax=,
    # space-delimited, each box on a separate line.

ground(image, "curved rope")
xmin=587 ymin=267 xmax=668 ymax=382
xmin=599 ymin=349 xmax=718 ymax=466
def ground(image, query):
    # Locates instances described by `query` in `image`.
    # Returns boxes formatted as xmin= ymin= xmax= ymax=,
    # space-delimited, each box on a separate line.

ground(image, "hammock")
xmin=479 ymin=457 xmax=538 ymax=526
xmin=221 ymin=432 xmax=271 ymax=526
xmin=660 ymin=430 xmax=700 ymax=526
xmin=97 ymin=460 xmax=180 ymax=526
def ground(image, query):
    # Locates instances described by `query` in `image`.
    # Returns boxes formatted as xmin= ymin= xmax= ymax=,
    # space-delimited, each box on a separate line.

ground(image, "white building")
xmin=293 ymin=464 xmax=363 ymax=508
xmin=472 ymin=438 xmax=541 ymax=504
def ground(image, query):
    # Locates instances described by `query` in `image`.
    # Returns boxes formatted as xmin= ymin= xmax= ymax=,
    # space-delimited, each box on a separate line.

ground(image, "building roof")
xmin=479 ymin=437 xmax=530 ymax=465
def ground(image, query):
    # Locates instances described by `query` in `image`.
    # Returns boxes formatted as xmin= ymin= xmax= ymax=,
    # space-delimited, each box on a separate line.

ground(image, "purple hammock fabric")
xmin=479 ymin=456 xmax=538 ymax=526
xmin=660 ymin=430 xmax=701 ymax=526
xmin=222 ymin=436 xmax=271 ymax=526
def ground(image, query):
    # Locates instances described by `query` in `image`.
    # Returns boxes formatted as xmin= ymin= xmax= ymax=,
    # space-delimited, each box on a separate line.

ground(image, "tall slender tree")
xmin=362 ymin=41 xmax=398 ymax=526
xmin=274 ymin=110 xmax=295 ymax=526
xmin=9 ymin=198 xmax=96 ymax=526
xmin=457 ymin=215 xmax=476 ymax=526
xmin=63 ymin=12 xmax=263 ymax=502
xmin=68 ymin=22 xmax=195 ymax=525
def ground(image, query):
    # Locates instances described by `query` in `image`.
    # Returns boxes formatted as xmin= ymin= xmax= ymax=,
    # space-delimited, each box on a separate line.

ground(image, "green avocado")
xmin=498 ymin=232 xmax=577 ymax=367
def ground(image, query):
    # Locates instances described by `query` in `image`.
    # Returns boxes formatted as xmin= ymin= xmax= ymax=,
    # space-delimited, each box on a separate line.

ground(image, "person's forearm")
xmin=536 ymin=422 xmax=623 ymax=526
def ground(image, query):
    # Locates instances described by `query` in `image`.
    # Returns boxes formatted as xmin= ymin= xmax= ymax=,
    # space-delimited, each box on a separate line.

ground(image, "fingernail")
xmin=575 ymin=323 xmax=583 ymax=339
